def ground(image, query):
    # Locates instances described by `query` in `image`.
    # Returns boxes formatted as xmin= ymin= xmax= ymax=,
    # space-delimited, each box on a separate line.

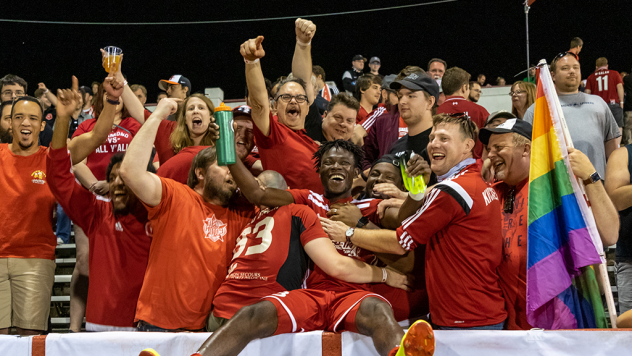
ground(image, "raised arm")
xmin=67 ymin=76 xmax=124 ymax=164
xmin=304 ymin=238 xmax=410 ymax=291
xmin=100 ymin=50 xmax=146 ymax=124
xmin=119 ymin=98 xmax=179 ymax=207
xmin=605 ymin=146 xmax=632 ymax=211
xmin=292 ymin=18 xmax=316 ymax=105
xmin=38 ymin=83 xmax=58 ymax=107
xmin=568 ymin=147 xmax=619 ymax=246
xmin=241 ymin=36 xmax=271 ymax=136
xmin=319 ymin=217 xmax=407 ymax=255
xmin=228 ymin=156 xmax=294 ymax=207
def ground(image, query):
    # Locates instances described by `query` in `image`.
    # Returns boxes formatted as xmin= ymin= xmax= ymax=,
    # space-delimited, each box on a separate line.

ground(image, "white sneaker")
xmin=57 ymin=237 xmax=64 ymax=245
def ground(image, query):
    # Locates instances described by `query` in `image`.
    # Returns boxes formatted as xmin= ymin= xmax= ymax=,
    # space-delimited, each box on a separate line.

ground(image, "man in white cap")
xmin=158 ymin=74 xmax=191 ymax=121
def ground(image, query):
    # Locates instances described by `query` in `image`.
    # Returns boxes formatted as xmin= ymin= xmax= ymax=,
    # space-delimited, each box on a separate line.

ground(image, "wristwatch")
xmin=583 ymin=171 xmax=601 ymax=186
xmin=345 ymin=227 xmax=355 ymax=243
xmin=356 ymin=216 xmax=369 ymax=228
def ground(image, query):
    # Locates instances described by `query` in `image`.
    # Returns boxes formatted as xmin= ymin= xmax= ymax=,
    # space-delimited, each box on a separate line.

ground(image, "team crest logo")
xmin=45 ymin=113 xmax=53 ymax=121
xmin=31 ymin=170 xmax=46 ymax=184
xmin=203 ymin=215 xmax=227 ymax=242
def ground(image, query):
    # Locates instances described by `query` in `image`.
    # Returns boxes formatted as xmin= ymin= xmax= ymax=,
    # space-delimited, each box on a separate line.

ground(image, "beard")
xmin=203 ymin=178 xmax=235 ymax=206
xmin=0 ymin=128 xmax=11 ymax=143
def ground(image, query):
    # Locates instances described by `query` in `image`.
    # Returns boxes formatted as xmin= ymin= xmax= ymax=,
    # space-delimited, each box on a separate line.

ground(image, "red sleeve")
xmin=243 ymin=154 xmax=258 ymax=169
xmin=144 ymin=109 xmax=152 ymax=120
xmin=46 ymin=147 xmax=103 ymax=237
xmin=141 ymin=177 xmax=177 ymax=220
xmin=355 ymin=198 xmax=382 ymax=226
xmin=253 ymin=112 xmax=287 ymax=149
xmin=615 ymin=72 xmax=623 ymax=85
xmin=154 ymin=120 xmax=177 ymax=163
xmin=288 ymin=189 xmax=312 ymax=205
xmin=292 ymin=205 xmax=326 ymax=246
xmin=396 ymin=187 xmax=463 ymax=250
xmin=71 ymin=119 xmax=93 ymax=139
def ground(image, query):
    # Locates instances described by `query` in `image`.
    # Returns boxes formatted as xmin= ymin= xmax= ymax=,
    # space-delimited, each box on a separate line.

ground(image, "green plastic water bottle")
xmin=214 ymin=102 xmax=236 ymax=166
xmin=399 ymin=152 xmax=426 ymax=195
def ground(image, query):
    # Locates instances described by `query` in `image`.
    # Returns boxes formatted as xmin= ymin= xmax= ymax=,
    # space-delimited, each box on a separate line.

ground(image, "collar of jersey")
xmin=437 ymin=158 xmax=477 ymax=182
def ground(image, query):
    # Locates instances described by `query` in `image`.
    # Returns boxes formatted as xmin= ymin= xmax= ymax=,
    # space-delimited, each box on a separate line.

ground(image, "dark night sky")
xmin=1 ymin=0 xmax=630 ymax=101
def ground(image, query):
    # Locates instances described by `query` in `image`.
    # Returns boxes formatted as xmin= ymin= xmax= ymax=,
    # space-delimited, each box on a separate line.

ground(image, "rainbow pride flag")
xmin=526 ymin=62 xmax=607 ymax=329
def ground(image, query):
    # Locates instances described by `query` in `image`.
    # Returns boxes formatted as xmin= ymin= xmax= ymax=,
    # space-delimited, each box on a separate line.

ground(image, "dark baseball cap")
xmin=369 ymin=57 xmax=381 ymax=64
xmin=390 ymin=73 xmax=440 ymax=103
xmin=479 ymin=118 xmax=533 ymax=145
xmin=484 ymin=110 xmax=517 ymax=127
xmin=159 ymin=74 xmax=191 ymax=92
xmin=381 ymin=74 xmax=397 ymax=90
xmin=352 ymin=55 xmax=367 ymax=62
xmin=232 ymin=105 xmax=252 ymax=120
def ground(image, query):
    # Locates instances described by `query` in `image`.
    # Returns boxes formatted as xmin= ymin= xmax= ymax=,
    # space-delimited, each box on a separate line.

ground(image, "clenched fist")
xmin=295 ymin=18 xmax=316 ymax=44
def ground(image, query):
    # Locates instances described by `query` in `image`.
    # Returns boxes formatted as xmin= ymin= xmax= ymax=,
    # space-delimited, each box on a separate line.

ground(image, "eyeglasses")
xmin=508 ymin=90 xmax=526 ymax=96
xmin=1 ymin=90 xmax=25 ymax=98
xmin=275 ymin=94 xmax=309 ymax=104
xmin=553 ymin=51 xmax=579 ymax=63
xmin=503 ymin=187 xmax=515 ymax=214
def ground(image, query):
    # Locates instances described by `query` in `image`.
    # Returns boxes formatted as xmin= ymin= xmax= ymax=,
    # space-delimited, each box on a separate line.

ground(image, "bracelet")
xmin=123 ymin=80 xmax=128 ymax=86
xmin=408 ymin=191 xmax=425 ymax=201
xmin=44 ymin=89 xmax=49 ymax=94
xmin=296 ymin=37 xmax=311 ymax=46
xmin=381 ymin=268 xmax=387 ymax=283
xmin=244 ymin=58 xmax=260 ymax=64
xmin=106 ymin=95 xmax=120 ymax=105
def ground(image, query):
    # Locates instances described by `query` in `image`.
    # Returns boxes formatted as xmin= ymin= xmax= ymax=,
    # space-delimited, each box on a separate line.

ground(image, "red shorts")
xmin=262 ymin=289 xmax=389 ymax=335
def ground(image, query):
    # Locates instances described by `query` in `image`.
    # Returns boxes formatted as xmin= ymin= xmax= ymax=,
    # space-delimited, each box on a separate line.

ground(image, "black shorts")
xmin=609 ymin=103 xmax=624 ymax=127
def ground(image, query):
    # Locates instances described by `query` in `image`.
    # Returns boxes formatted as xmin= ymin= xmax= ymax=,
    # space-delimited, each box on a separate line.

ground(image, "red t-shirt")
xmin=212 ymin=204 xmax=325 ymax=319
xmin=494 ymin=179 xmax=531 ymax=330
xmin=0 ymin=145 xmax=56 ymax=260
xmin=72 ymin=117 xmax=141 ymax=180
xmin=398 ymin=116 xmax=409 ymax=138
xmin=154 ymin=120 xmax=177 ymax=164
xmin=436 ymin=96 xmax=490 ymax=159
xmin=289 ymin=189 xmax=381 ymax=292
xmin=585 ymin=68 xmax=624 ymax=105
xmin=47 ymin=147 xmax=152 ymax=328
xmin=157 ymin=146 xmax=206 ymax=185
xmin=254 ymin=113 xmax=322 ymax=194
xmin=135 ymin=178 xmax=255 ymax=330
xmin=361 ymin=105 xmax=387 ymax=132
xmin=396 ymin=162 xmax=506 ymax=327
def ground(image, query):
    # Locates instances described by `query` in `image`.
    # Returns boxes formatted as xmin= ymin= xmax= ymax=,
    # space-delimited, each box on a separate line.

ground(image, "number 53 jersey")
xmin=212 ymin=204 xmax=326 ymax=319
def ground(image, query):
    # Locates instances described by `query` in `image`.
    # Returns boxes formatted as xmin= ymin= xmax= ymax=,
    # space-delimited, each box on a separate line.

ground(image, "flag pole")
xmin=538 ymin=59 xmax=618 ymax=328
xmin=524 ymin=1 xmax=531 ymax=81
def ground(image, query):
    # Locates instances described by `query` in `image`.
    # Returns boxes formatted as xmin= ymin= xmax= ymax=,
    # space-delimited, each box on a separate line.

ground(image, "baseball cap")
xmin=390 ymin=73 xmax=440 ymax=103
xmin=232 ymin=105 xmax=252 ymax=120
xmin=381 ymin=74 xmax=397 ymax=90
xmin=369 ymin=57 xmax=381 ymax=64
xmin=352 ymin=55 xmax=367 ymax=62
xmin=479 ymin=118 xmax=532 ymax=145
xmin=484 ymin=110 xmax=517 ymax=127
xmin=159 ymin=74 xmax=191 ymax=92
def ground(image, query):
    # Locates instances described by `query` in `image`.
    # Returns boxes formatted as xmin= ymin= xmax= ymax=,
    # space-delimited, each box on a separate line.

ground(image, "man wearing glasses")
xmin=468 ymin=81 xmax=482 ymax=103
xmin=523 ymin=52 xmax=620 ymax=179
xmin=480 ymin=118 xmax=619 ymax=329
xmin=240 ymin=19 xmax=324 ymax=193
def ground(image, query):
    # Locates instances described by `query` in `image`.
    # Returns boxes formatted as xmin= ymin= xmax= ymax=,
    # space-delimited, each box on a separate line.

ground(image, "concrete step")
xmin=56 ymin=244 xmax=76 ymax=250
xmin=54 ymin=275 xmax=72 ymax=283
xmin=51 ymin=296 xmax=70 ymax=302
xmin=55 ymin=258 xmax=76 ymax=264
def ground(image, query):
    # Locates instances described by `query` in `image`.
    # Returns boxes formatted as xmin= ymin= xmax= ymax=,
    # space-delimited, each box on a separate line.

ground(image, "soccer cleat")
xmin=395 ymin=320 xmax=435 ymax=356
xmin=139 ymin=348 xmax=160 ymax=356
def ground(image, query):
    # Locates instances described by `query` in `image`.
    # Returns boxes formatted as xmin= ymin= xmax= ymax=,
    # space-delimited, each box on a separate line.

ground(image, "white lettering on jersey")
xmin=482 ymin=187 xmax=499 ymax=206
xmin=115 ymin=221 xmax=123 ymax=232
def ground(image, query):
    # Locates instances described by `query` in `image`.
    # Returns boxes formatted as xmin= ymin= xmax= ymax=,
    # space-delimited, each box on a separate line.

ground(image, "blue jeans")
xmin=56 ymin=205 xmax=71 ymax=244
xmin=437 ymin=321 xmax=505 ymax=330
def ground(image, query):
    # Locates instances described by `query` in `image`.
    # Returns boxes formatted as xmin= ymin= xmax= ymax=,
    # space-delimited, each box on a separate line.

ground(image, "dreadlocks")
xmin=312 ymin=139 xmax=364 ymax=172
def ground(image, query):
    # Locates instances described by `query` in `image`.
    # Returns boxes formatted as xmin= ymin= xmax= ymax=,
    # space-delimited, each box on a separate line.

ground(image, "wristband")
xmin=106 ymin=96 xmax=120 ymax=105
xmin=296 ymin=37 xmax=311 ymax=46
xmin=123 ymin=80 xmax=128 ymax=86
xmin=381 ymin=268 xmax=387 ymax=283
xmin=244 ymin=58 xmax=260 ymax=64
xmin=44 ymin=89 xmax=49 ymax=94
xmin=408 ymin=190 xmax=425 ymax=201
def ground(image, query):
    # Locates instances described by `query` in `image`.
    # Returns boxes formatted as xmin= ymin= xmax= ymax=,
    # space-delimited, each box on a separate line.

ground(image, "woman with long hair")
xmin=154 ymin=93 xmax=219 ymax=164
xmin=509 ymin=81 xmax=536 ymax=119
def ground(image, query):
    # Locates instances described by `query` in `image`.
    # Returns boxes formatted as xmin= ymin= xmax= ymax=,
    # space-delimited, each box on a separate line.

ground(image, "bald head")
xmin=257 ymin=170 xmax=288 ymax=190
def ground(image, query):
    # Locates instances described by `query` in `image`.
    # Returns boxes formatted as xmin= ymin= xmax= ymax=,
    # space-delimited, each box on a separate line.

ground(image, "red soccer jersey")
xmin=154 ymin=120 xmax=177 ymax=164
xmin=585 ymin=68 xmax=623 ymax=105
xmin=437 ymin=96 xmax=490 ymax=159
xmin=398 ymin=116 xmax=409 ymax=138
xmin=72 ymin=117 xmax=141 ymax=180
xmin=495 ymin=179 xmax=532 ymax=330
xmin=136 ymin=178 xmax=255 ymax=330
xmin=288 ymin=189 xmax=381 ymax=292
xmin=396 ymin=162 xmax=507 ymax=328
xmin=254 ymin=113 xmax=322 ymax=194
xmin=47 ymin=147 xmax=152 ymax=328
xmin=212 ymin=204 xmax=325 ymax=319
xmin=157 ymin=146 xmax=206 ymax=185
xmin=361 ymin=105 xmax=387 ymax=132
xmin=0 ymin=145 xmax=56 ymax=260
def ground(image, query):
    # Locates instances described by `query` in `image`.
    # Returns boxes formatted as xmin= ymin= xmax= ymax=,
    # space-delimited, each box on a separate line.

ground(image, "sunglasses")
xmin=553 ymin=51 xmax=579 ymax=63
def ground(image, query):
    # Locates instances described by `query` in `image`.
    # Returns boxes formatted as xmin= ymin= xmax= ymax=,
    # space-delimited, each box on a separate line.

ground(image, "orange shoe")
xmin=139 ymin=349 xmax=160 ymax=356
xmin=394 ymin=320 xmax=435 ymax=356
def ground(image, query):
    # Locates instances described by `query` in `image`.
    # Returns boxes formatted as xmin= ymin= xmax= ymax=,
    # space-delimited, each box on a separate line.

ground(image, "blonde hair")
xmin=170 ymin=93 xmax=217 ymax=154
xmin=510 ymin=81 xmax=536 ymax=117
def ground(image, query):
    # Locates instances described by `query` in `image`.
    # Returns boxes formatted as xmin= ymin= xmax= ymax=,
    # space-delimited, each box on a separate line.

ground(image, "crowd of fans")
xmin=1 ymin=17 xmax=632 ymax=356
